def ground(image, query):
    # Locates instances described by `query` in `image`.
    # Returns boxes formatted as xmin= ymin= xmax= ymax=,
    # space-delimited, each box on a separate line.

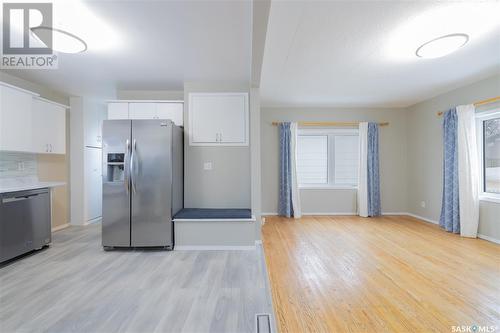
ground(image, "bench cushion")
xmin=174 ymin=208 xmax=252 ymax=220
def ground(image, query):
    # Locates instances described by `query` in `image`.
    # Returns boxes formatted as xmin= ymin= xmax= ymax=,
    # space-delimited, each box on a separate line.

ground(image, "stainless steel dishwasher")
xmin=0 ymin=188 xmax=51 ymax=263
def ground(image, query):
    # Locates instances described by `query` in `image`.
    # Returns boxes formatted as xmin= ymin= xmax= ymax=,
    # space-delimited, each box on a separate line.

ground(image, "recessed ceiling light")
xmin=31 ymin=27 xmax=87 ymax=54
xmin=416 ymin=34 xmax=469 ymax=59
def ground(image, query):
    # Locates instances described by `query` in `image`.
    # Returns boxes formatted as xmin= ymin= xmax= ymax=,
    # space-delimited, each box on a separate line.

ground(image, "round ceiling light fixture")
xmin=31 ymin=27 xmax=87 ymax=54
xmin=416 ymin=33 xmax=469 ymax=59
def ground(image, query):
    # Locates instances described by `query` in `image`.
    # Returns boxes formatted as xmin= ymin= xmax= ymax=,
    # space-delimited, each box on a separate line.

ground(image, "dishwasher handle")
xmin=2 ymin=193 xmax=40 ymax=203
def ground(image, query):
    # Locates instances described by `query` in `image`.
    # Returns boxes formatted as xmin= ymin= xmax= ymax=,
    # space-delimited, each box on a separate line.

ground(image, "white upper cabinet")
xmin=32 ymin=98 xmax=66 ymax=154
xmin=0 ymin=85 xmax=34 ymax=152
xmin=156 ymin=103 xmax=183 ymax=125
xmin=0 ymin=83 xmax=67 ymax=154
xmin=107 ymin=101 xmax=184 ymax=126
xmin=108 ymin=102 xmax=129 ymax=120
xmin=189 ymin=93 xmax=248 ymax=146
xmin=129 ymin=103 xmax=157 ymax=119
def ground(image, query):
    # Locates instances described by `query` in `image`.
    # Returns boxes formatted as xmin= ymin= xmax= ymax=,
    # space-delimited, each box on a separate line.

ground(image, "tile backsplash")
xmin=0 ymin=152 xmax=38 ymax=179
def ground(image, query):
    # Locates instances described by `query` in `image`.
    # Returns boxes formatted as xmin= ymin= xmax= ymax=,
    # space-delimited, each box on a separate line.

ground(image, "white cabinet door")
xmin=48 ymin=104 xmax=66 ymax=154
xmin=129 ymin=103 xmax=157 ymax=119
xmin=189 ymin=93 xmax=248 ymax=146
xmin=108 ymin=103 xmax=129 ymax=120
xmin=190 ymin=95 xmax=219 ymax=143
xmin=156 ymin=103 xmax=183 ymax=125
xmin=85 ymin=147 xmax=102 ymax=222
xmin=0 ymin=86 xmax=33 ymax=152
xmin=32 ymin=99 xmax=51 ymax=153
xmin=85 ymin=101 xmax=106 ymax=147
xmin=96 ymin=108 xmax=106 ymax=147
xmin=217 ymin=95 xmax=247 ymax=143
xmin=32 ymin=99 xmax=66 ymax=154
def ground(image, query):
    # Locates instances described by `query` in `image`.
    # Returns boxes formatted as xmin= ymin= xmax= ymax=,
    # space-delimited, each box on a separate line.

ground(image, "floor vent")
xmin=256 ymin=313 xmax=272 ymax=333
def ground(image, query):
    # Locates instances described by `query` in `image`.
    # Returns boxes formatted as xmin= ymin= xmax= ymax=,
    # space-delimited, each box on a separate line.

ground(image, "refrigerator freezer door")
xmin=102 ymin=120 xmax=131 ymax=247
xmin=131 ymin=120 xmax=173 ymax=247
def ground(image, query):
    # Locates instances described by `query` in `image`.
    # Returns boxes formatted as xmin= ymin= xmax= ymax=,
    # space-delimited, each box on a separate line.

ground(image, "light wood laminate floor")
xmin=262 ymin=215 xmax=500 ymax=333
xmin=0 ymin=224 xmax=274 ymax=333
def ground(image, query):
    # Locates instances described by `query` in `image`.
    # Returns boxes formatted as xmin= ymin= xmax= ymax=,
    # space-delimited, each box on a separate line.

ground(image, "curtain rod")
xmin=271 ymin=121 xmax=389 ymax=127
xmin=437 ymin=96 xmax=500 ymax=116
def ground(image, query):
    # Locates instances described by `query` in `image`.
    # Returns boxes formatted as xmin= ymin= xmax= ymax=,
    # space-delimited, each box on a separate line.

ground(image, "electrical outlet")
xmin=203 ymin=162 xmax=213 ymax=170
xmin=420 ymin=201 xmax=426 ymax=208
xmin=17 ymin=162 xmax=24 ymax=171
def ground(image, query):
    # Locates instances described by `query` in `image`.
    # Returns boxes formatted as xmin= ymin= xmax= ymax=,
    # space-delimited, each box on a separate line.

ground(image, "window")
xmin=476 ymin=110 xmax=500 ymax=200
xmin=296 ymin=129 xmax=359 ymax=188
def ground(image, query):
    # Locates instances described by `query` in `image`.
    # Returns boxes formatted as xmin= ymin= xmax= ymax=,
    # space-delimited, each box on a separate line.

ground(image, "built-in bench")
xmin=173 ymin=208 xmax=256 ymax=250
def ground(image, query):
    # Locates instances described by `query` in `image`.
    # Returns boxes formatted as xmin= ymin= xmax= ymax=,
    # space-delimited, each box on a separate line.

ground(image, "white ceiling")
xmin=1 ymin=0 xmax=252 ymax=98
xmin=260 ymin=1 xmax=500 ymax=108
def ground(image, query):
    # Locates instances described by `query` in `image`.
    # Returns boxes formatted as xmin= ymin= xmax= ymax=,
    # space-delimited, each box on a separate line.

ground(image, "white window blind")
xmin=297 ymin=129 xmax=359 ymax=188
xmin=334 ymin=135 xmax=359 ymax=185
xmin=296 ymin=135 xmax=328 ymax=184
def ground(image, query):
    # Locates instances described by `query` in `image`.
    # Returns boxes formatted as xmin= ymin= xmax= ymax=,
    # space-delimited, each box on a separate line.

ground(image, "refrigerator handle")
xmin=130 ymin=139 xmax=137 ymax=194
xmin=124 ymin=139 xmax=130 ymax=193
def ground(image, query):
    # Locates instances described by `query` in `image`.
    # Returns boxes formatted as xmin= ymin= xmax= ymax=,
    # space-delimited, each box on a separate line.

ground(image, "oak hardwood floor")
xmin=262 ymin=215 xmax=500 ymax=333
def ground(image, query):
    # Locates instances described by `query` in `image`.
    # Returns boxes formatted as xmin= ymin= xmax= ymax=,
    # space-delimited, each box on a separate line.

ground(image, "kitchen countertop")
xmin=0 ymin=181 xmax=66 ymax=194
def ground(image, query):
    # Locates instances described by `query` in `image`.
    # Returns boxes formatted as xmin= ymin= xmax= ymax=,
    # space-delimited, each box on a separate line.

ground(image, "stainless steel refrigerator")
xmin=101 ymin=119 xmax=183 ymax=249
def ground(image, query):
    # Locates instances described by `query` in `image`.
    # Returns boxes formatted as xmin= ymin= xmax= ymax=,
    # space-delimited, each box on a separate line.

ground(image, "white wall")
xmin=407 ymin=74 xmax=500 ymax=241
xmin=261 ymin=107 xmax=408 ymax=214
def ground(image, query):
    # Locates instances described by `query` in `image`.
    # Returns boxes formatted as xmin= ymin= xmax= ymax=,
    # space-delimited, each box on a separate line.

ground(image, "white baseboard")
xmin=404 ymin=213 xmax=439 ymax=225
xmin=262 ymin=212 xmax=357 ymax=216
xmin=84 ymin=217 xmax=102 ymax=226
xmin=304 ymin=212 xmax=357 ymax=216
xmin=70 ymin=216 xmax=102 ymax=226
xmin=51 ymin=223 xmax=69 ymax=232
xmin=478 ymin=234 xmax=500 ymax=244
xmin=174 ymin=245 xmax=256 ymax=251
xmin=382 ymin=212 xmax=409 ymax=216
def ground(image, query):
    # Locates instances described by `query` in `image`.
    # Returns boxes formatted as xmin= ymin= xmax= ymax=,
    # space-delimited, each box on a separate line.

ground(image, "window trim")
xmin=297 ymin=128 xmax=359 ymax=189
xmin=476 ymin=108 xmax=500 ymax=201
